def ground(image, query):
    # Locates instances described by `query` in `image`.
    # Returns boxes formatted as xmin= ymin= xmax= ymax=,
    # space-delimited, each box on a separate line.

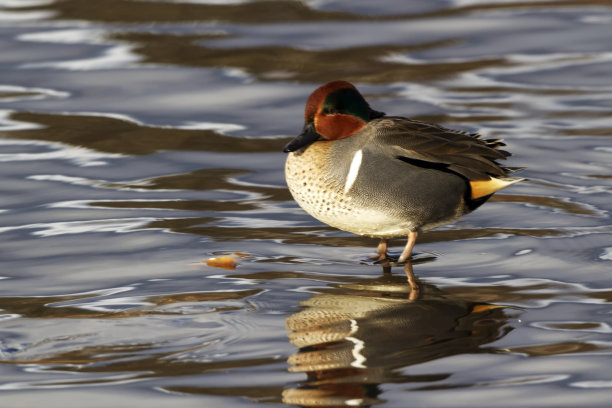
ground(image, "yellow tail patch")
xmin=470 ymin=177 xmax=523 ymax=199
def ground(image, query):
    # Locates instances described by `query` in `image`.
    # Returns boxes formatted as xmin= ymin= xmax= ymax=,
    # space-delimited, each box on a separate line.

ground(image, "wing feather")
xmin=373 ymin=117 xmax=514 ymax=180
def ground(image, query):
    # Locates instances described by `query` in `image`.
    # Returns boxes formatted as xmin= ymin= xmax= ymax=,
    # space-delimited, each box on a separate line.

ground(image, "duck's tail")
xmin=469 ymin=177 xmax=524 ymax=200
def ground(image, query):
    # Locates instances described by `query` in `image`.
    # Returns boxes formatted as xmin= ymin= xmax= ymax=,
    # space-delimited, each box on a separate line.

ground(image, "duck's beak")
xmin=283 ymin=122 xmax=322 ymax=153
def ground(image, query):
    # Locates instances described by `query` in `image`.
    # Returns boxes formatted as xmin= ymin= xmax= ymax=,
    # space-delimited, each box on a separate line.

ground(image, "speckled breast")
xmin=284 ymin=142 xmax=417 ymax=238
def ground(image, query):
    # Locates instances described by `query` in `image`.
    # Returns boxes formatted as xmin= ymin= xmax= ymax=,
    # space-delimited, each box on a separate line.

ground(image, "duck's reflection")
xmin=283 ymin=265 xmax=510 ymax=407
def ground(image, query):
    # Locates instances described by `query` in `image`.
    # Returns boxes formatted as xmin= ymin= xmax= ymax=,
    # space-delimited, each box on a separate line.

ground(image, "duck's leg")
xmin=404 ymin=261 xmax=420 ymax=301
xmin=397 ymin=231 xmax=418 ymax=263
xmin=373 ymin=238 xmax=388 ymax=261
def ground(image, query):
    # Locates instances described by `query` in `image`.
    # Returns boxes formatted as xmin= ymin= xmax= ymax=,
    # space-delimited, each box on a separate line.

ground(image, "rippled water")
xmin=1 ymin=1 xmax=611 ymax=407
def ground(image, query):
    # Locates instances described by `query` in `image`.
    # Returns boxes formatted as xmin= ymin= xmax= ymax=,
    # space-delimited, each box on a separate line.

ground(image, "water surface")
xmin=1 ymin=0 xmax=611 ymax=407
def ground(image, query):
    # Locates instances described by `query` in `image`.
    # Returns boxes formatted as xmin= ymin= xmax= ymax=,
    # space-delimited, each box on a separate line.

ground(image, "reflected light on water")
xmin=0 ymin=0 xmax=611 ymax=406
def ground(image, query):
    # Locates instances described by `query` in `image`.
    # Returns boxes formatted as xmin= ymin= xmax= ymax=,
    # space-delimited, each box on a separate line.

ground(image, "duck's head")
xmin=283 ymin=81 xmax=385 ymax=153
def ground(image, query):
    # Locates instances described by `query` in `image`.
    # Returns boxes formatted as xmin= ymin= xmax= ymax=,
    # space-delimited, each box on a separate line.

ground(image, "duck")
xmin=283 ymin=80 xmax=523 ymax=264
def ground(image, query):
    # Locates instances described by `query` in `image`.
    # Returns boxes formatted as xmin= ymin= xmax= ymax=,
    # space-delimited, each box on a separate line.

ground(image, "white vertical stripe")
xmin=347 ymin=319 xmax=367 ymax=369
xmin=344 ymin=149 xmax=363 ymax=193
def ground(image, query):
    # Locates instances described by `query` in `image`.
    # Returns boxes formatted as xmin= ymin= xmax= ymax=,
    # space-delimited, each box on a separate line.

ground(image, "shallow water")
xmin=1 ymin=0 xmax=611 ymax=407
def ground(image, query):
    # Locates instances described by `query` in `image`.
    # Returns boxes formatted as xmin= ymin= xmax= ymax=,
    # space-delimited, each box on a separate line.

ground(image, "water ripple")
xmin=1 ymin=0 xmax=612 ymax=406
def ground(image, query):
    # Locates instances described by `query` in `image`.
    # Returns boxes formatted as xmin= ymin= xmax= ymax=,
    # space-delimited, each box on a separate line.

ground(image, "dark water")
xmin=1 ymin=1 xmax=611 ymax=407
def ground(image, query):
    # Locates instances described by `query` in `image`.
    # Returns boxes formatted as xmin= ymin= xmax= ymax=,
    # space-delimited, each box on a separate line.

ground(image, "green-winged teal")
xmin=284 ymin=80 xmax=523 ymax=263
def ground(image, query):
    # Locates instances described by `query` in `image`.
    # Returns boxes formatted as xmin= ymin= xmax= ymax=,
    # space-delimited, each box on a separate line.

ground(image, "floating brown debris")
xmin=205 ymin=256 xmax=238 ymax=270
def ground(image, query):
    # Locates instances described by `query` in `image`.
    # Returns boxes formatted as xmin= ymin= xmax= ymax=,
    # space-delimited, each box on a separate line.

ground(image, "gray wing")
xmin=372 ymin=117 xmax=515 ymax=180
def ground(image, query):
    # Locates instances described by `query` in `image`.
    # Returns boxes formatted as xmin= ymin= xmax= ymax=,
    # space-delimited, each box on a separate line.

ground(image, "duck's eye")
xmin=322 ymin=107 xmax=338 ymax=115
